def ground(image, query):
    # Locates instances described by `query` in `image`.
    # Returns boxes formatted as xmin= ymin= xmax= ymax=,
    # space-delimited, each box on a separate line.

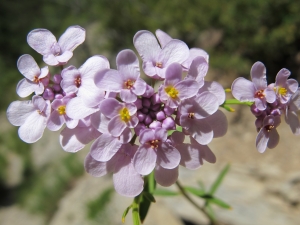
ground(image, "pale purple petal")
xmin=264 ymin=88 xmax=276 ymax=103
xmin=256 ymin=129 xmax=268 ymax=153
xmin=154 ymin=165 xmax=178 ymax=187
xmin=142 ymin=61 xmax=157 ymax=77
xmin=95 ymin=69 xmax=122 ymax=92
xmin=120 ymin=89 xmax=137 ymax=103
xmin=132 ymin=77 xmax=147 ymax=95
xmin=18 ymin=111 xmax=47 ymax=143
xmin=55 ymin=51 xmax=73 ymax=64
xmin=287 ymin=79 xmax=299 ymax=93
xmin=254 ymin=98 xmax=267 ymax=111
xmin=17 ymin=54 xmax=40 ymax=80
xmin=286 ymin=111 xmax=300 ymax=135
xmin=61 ymin=66 xmax=81 ymax=94
xmin=133 ymin=145 xmax=157 ymax=175
xmin=119 ymin=127 xmax=133 ymax=143
xmin=187 ymin=56 xmax=208 ymax=85
xmin=231 ymin=77 xmax=256 ymax=102
xmin=186 ymin=119 xmax=214 ymax=145
xmin=275 ymin=68 xmax=290 ymax=87
xmin=27 ymin=29 xmax=56 ymax=55
xmin=116 ymin=49 xmax=140 ymax=81
xmin=267 ymin=129 xmax=279 ymax=149
xmin=6 ymin=100 xmax=35 ymax=126
xmin=176 ymin=79 xmax=200 ymax=100
xmin=182 ymin=48 xmax=209 ymax=69
xmin=199 ymin=81 xmax=225 ymax=105
xmin=158 ymin=40 xmax=189 ymax=66
xmin=90 ymin=134 xmax=122 ymax=161
xmin=113 ymin=154 xmax=144 ymax=197
xmin=108 ymin=116 xmax=126 ymax=137
xmin=79 ymin=55 xmax=110 ymax=79
xmin=47 ymin=110 xmax=65 ymax=131
xmin=84 ymin=153 xmax=116 ymax=177
xmin=157 ymin=143 xmax=180 ymax=169
xmin=43 ymin=54 xmax=59 ymax=66
xmin=66 ymin=97 xmax=99 ymax=120
xmin=77 ymin=78 xmax=105 ymax=107
xmin=165 ymin=63 xmax=183 ymax=86
xmin=58 ymin=25 xmax=85 ymax=52
xmin=177 ymin=143 xmax=203 ymax=169
xmin=251 ymin=61 xmax=267 ymax=90
xmin=60 ymin=126 xmax=101 ymax=152
xmin=155 ymin=29 xmax=172 ymax=48
xmin=139 ymin=128 xmax=155 ymax=144
xmin=16 ymin=79 xmax=36 ymax=98
xmin=133 ymin=30 xmax=161 ymax=61
xmin=205 ymin=110 xmax=228 ymax=138
xmin=100 ymin=98 xmax=122 ymax=118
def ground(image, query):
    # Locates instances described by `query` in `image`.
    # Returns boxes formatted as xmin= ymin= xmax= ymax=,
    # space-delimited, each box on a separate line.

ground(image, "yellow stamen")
xmin=58 ymin=105 xmax=66 ymax=115
xmin=156 ymin=62 xmax=163 ymax=68
xmin=254 ymin=90 xmax=265 ymax=99
xmin=278 ymin=87 xmax=287 ymax=96
xmin=119 ymin=108 xmax=130 ymax=122
xmin=165 ymin=86 xmax=179 ymax=99
xmin=124 ymin=79 xmax=134 ymax=89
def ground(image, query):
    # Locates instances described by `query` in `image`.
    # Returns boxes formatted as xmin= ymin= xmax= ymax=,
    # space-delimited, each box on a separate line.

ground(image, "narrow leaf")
xmin=153 ymin=189 xmax=179 ymax=196
xmin=209 ymin=164 xmax=230 ymax=195
xmin=143 ymin=192 xmax=156 ymax=203
xmin=122 ymin=205 xmax=132 ymax=223
xmin=139 ymin=196 xmax=151 ymax=223
xmin=208 ymin=197 xmax=231 ymax=209
xmin=184 ymin=186 xmax=206 ymax=197
xmin=205 ymin=203 xmax=216 ymax=221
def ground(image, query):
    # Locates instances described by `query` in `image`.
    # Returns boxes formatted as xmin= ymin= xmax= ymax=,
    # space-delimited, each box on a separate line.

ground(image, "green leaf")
xmin=209 ymin=164 xmax=230 ymax=195
xmin=184 ymin=186 xmax=206 ymax=197
xmin=132 ymin=196 xmax=140 ymax=225
xmin=143 ymin=192 xmax=156 ymax=203
xmin=122 ymin=205 xmax=132 ymax=223
xmin=197 ymin=180 xmax=206 ymax=191
xmin=153 ymin=189 xmax=179 ymax=196
xmin=208 ymin=197 xmax=231 ymax=209
xmin=147 ymin=171 xmax=156 ymax=193
xmin=205 ymin=203 xmax=216 ymax=221
xmin=139 ymin=196 xmax=151 ymax=224
xmin=176 ymin=126 xmax=183 ymax=132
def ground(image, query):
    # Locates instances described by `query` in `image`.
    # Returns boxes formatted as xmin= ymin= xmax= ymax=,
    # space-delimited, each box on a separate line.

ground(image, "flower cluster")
xmin=6 ymin=26 xmax=228 ymax=197
xmin=231 ymin=61 xmax=300 ymax=153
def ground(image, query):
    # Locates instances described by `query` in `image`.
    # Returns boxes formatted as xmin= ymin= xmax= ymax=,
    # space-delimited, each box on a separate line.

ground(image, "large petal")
xmin=77 ymin=78 xmax=105 ymax=107
xmin=47 ymin=110 xmax=64 ymax=131
xmin=90 ymin=134 xmax=122 ymax=161
xmin=108 ymin=116 xmax=126 ymax=137
xmin=6 ymin=100 xmax=35 ymax=126
xmin=165 ymin=63 xmax=183 ymax=86
xmin=251 ymin=61 xmax=267 ymax=90
xmin=58 ymin=25 xmax=86 ymax=52
xmin=154 ymin=165 xmax=178 ymax=187
xmin=231 ymin=77 xmax=256 ymax=102
xmin=56 ymin=51 xmax=73 ymax=64
xmin=256 ymin=129 xmax=268 ymax=153
xmin=17 ymin=54 xmax=40 ymax=80
xmin=177 ymin=143 xmax=203 ymax=170
xmin=187 ymin=56 xmax=208 ymax=85
xmin=16 ymin=78 xmax=36 ymax=98
xmin=182 ymin=48 xmax=209 ymax=69
xmin=198 ymin=81 xmax=225 ymax=105
xmin=133 ymin=145 xmax=157 ymax=175
xmin=133 ymin=30 xmax=161 ymax=61
xmin=113 ymin=154 xmax=144 ymax=197
xmin=95 ymin=69 xmax=122 ymax=92
xmin=155 ymin=29 xmax=172 ymax=48
xmin=66 ymin=97 xmax=99 ymax=120
xmin=204 ymin=110 xmax=228 ymax=138
xmin=267 ymin=129 xmax=279 ymax=149
xmin=79 ymin=55 xmax=110 ymax=79
xmin=18 ymin=111 xmax=47 ymax=143
xmin=156 ymin=143 xmax=180 ymax=169
xmin=27 ymin=29 xmax=57 ymax=55
xmin=176 ymin=79 xmax=200 ymax=100
xmin=84 ymin=153 xmax=116 ymax=177
xmin=186 ymin=119 xmax=214 ymax=145
xmin=116 ymin=49 xmax=140 ymax=81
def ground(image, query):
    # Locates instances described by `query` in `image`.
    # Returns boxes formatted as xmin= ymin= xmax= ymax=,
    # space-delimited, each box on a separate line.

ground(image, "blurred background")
xmin=0 ymin=0 xmax=300 ymax=224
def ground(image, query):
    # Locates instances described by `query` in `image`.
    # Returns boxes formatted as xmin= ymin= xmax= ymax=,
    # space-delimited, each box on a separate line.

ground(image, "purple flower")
xmin=95 ymin=49 xmax=147 ymax=103
xmin=285 ymin=88 xmax=300 ymax=135
xmin=47 ymin=96 xmax=79 ymax=131
xmin=256 ymin=115 xmax=281 ymax=153
xmin=61 ymin=55 xmax=109 ymax=107
xmin=272 ymin=68 xmax=298 ymax=104
xmin=231 ymin=61 xmax=276 ymax=110
xmin=133 ymin=128 xmax=180 ymax=175
xmin=178 ymin=91 xmax=219 ymax=145
xmin=16 ymin=54 xmax=49 ymax=97
xmin=158 ymin=63 xmax=200 ymax=108
xmin=100 ymin=98 xmax=138 ymax=137
xmin=85 ymin=144 xmax=144 ymax=197
xmin=7 ymin=96 xmax=50 ymax=143
xmin=133 ymin=30 xmax=189 ymax=79
xmin=27 ymin=25 xmax=85 ymax=66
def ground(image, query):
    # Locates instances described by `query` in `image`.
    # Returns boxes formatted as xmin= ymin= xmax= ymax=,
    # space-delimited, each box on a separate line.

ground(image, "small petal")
xmin=154 ymin=165 xmax=178 ymax=187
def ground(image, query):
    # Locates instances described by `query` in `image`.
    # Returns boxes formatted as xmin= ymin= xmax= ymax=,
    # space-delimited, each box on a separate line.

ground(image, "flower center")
xmin=265 ymin=125 xmax=275 ymax=132
xmin=33 ymin=76 xmax=39 ymax=83
xmin=188 ymin=112 xmax=195 ymax=119
xmin=119 ymin=108 xmax=130 ymax=122
xmin=124 ymin=79 xmax=134 ymax=89
xmin=74 ymin=77 xmax=81 ymax=88
xmin=58 ymin=105 xmax=66 ymax=115
xmin=165 ymin=86 xmax=179 ymax=98
xmin=278 ymin=87 xmax=287 ymax=96
xmin=149 ymin=139 xmax=160 ymax=149
xmin=156 ymin=62 xmax=163 ymax=68
xmin=254 ymin=90 xmax=265 ymax=99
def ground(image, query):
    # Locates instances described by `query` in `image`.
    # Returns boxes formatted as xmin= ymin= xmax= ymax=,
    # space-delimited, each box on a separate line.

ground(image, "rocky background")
xmin=1 ymin=1 xmax=300 ymax=224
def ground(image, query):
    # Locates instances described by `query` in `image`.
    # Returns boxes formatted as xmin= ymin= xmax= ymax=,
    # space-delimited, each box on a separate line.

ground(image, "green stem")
xmin=175 ymin=181 xmax=217 ymax=225
xmin=223 ymin=99 xmax=253 ymax=106
xmin=147 ymin=171 xmax=155 ymax=193
xmin=132 ymin=194 xmax=141 ymax=225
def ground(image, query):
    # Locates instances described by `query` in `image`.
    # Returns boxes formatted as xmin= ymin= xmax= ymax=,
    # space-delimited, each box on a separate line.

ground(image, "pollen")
xmin=254 ymin=90 xmax=265 ymax=99
xmin=33 ymin=76 xmax=39 ymax=83
xmin=278 ymin=87 xmax=287 ymax=96
xmin=156 ymin=62 xmax=163 ymax=68
xmin=74 ymin=77 xmax=81 ymax=88
xmin=188 ymin=112 xmax=195 ymax=119
xmin=58 ymin=105 xmax=66 ymax=115
xmin=124 ymin=79 xmax=134 ymax=89
xmin=149 ymin=139 xmax=160 ymax=149
xmin=265 ymin=125 xmax=275 ymax=132
xmin=165 ymin=86 xmax=179 ymax=99
xmin=119 ymin=107 xmax=130 ymax=122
